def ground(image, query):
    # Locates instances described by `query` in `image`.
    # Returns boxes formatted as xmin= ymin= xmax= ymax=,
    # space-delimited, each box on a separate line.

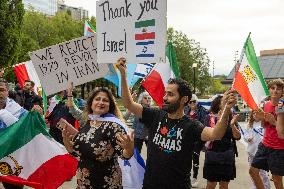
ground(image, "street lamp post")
xmin=192 ymin=63 xmax=197 ymax=94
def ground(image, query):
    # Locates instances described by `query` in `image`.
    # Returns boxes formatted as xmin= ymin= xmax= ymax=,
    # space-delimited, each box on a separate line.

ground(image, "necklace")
xmin=165 ymin=116 xmax=183 ymax=129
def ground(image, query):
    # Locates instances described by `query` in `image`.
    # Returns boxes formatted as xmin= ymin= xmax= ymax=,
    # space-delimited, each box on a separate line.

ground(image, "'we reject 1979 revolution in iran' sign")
xmin=30 ymin=35 xmax=109 ymax=96
xmin=96 ymin=0 xmax=167 ymax=64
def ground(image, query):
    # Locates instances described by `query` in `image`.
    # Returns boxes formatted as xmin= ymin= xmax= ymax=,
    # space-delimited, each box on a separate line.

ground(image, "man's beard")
xmin=162 ymin=99 xmax=181 ymax=113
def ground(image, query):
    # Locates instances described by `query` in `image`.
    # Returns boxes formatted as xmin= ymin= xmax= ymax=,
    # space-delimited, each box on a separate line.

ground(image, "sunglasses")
xmin=189 ymin=100 xmax=197 ymax=104
xmin=143 ymin=96 xmax=152 ymax=100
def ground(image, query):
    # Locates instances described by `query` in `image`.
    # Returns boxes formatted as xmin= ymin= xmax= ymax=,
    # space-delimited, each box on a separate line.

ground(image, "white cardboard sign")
xmin=96 ymin=0 xmax=167 ymax=64
xmin=30 ymin=35 xmax=109 ymax=96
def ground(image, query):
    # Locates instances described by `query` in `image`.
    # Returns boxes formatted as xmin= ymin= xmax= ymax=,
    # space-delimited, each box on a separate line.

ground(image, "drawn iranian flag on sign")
xmin=233 ymin=34 xmax=269 ymax=110
xmin=135 ymin=19 xmax=156 ymax=58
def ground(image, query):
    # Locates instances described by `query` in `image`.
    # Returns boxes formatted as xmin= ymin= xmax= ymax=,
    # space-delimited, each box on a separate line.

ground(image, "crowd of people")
xmin=0 ymin=58 xmax=284 ymax=189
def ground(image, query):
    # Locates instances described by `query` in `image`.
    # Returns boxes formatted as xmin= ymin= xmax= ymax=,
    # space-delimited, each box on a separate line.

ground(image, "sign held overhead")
xmin=30 ymin=34 xmax=109 ymax=96
xmin=96 ymin=0 xmax=167 ymax=64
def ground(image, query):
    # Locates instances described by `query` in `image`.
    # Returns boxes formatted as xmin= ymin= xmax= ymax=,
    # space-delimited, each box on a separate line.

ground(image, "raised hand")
xmin=221 ymin=89 xmax=237 ymax=110
xmin=230 ymin=114 xmax=239 ymax=127
xmin=67 ymin=82 xmax=74 ymax=97
xmin=254 ymin=109 xmax=265 ymax=122
xmin=116 ymin=132 xmax=134 ymax=158
xmin=116 ymin=57 xmax=127 ymax=76
xmin=264 ymin=112 xmax=276 ymax=125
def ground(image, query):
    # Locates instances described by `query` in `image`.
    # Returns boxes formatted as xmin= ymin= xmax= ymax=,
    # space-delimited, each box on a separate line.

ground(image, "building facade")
xmin=57 ymin=1 xmax=88 ymax=21
xmin=23 ymin=0 xmax=57 ymax=16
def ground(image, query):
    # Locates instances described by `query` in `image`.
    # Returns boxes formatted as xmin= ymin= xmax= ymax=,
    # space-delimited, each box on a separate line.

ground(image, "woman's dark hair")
xmin=83 ymin=87 xmax=124 ymax=121
xmin=210 ymin=96 xmax=223 ymax=114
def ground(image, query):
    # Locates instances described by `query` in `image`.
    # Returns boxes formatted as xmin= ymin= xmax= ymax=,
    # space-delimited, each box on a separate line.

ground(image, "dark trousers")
xmin=134 ymin=138 xmax=148 ymax=153
xmin=192 ymin=142 xmax=203 ymax=179
xmin=2 ymin=183 xmax=23 ymax=189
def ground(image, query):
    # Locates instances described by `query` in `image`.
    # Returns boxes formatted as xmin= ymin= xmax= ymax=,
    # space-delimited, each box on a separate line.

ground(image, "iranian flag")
xmin=13 ymin=61 xmax=48 ymax=114
xmin=142 ymin=42 xmax=180 ymax=107
xmin=233 ymin=34 xmax=269 ymax=110
xmin=84 ymin=20 xmax=96 ymax=36
xmin=0 ymin=112 xmax=77 ymax=188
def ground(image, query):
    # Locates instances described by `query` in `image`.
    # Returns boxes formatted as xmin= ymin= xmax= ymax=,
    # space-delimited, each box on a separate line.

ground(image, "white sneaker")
xmin=191 ymin=178 xmax=199 ymax=188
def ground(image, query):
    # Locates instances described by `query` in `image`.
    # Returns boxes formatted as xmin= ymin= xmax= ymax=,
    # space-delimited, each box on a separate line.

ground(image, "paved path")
xmin=58 ymin=142 xmax=262 ymax=189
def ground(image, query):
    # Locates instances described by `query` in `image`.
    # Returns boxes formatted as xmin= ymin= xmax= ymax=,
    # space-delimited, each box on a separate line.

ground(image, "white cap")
xmin=191 ymin=94 xmax=198 ymax=102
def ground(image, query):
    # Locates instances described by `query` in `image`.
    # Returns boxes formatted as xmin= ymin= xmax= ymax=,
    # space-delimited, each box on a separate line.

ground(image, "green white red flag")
xmin=233 ymin=34 xmax=269 ymax=110
xmin=0 ymin=112 xmax=77 ymax=188
xmin=84 ymin=20 xmax=96 ymax=36
xmin=142 ymin=42 xmax=180 ymax=107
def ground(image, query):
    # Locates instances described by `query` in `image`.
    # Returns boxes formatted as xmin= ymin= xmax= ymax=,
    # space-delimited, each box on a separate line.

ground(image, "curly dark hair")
xmin=167 ymin=78 xmax=192 ymax=106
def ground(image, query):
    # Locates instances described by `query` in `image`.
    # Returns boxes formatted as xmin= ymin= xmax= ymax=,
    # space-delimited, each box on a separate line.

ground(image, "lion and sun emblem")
xmin=0 ymin=156 xmax=23 ymax=176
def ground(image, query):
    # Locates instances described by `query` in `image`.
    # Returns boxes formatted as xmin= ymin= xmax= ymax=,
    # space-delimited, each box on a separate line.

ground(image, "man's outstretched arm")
xmin=201 ymin=89 xmax=237 ymax=141
xmin=116 ymin=58 xmax=143 ymax=118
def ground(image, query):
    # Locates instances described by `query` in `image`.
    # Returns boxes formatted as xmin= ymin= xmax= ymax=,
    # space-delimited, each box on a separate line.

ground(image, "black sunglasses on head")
xmin=189 ymin=100 xmax=197 ymax=104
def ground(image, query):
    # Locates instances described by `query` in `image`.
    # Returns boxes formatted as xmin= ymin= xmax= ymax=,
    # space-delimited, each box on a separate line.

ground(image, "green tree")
xmin=89 ymin=16 xmax=96 ymax=28
xmin=167 ymin=28 xmax=211 ymax=94
xmin=208 ymin=75 xmax=229 ymax=94
xmin=0 ymin=0 xmax=24 ymax=68
xmin=18 ymin=11 xmax=83 ymax=63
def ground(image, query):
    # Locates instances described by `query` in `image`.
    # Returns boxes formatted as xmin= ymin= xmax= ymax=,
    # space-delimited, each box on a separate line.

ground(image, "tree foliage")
xmin=167 ymin=28 xmax=211 ymax=95
xmin=208 ymin=76 xmax=229 ymax=94
xmin=0 ymin=0 xmax=24 ymax=68
xmin=18 ymin=10 xmax=83 ymax=63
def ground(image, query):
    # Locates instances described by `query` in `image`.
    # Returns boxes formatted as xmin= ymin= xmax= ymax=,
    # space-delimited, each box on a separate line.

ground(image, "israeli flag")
xmin=134 ymin=63 xmax=154 ymax=78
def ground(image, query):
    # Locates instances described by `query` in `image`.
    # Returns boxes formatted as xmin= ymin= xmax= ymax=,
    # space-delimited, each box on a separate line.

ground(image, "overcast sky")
xmin=65 ymin=0 xmax=284 ymax=75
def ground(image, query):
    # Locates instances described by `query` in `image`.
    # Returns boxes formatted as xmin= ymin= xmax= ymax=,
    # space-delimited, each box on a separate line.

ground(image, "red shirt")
xmin=262 ymin=101 xmax=284 ymax=149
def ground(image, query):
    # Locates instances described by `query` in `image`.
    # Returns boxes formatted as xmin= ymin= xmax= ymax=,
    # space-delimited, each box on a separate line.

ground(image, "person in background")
xmin=9 ymin=80 xmax=42 ymax=111
xmin=203 ymin=95 xmax=241 ymax=189
xmin=244 ymin=111 xmax=270 ymax=189
xmin=46 ymin=90 xmax=76 ymax=144
xmin=250 ymin=79 xmax=284 ymax=189
xmin=124 ymin=91 xmax=152 ymax=153
xmin=184 ymin=94 xmax=208 ymax=187
xmin=62 ymin=86 xmax=134 ymax=188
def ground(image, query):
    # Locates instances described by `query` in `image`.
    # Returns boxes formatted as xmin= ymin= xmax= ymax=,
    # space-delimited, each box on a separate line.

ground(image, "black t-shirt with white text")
xmin=141 ymin=107 xmax=204 ymax=189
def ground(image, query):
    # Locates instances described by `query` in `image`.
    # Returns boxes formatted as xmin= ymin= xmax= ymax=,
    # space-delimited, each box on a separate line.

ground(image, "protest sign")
xmin=96 ymin=0 xmax=167 ymax=64
xmin=30 ymin=35 xmax=109 ymax=96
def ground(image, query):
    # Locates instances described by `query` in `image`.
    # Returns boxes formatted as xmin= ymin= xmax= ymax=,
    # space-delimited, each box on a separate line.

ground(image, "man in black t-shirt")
xmin=117 ymin=58 xmax=237 ymax=189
